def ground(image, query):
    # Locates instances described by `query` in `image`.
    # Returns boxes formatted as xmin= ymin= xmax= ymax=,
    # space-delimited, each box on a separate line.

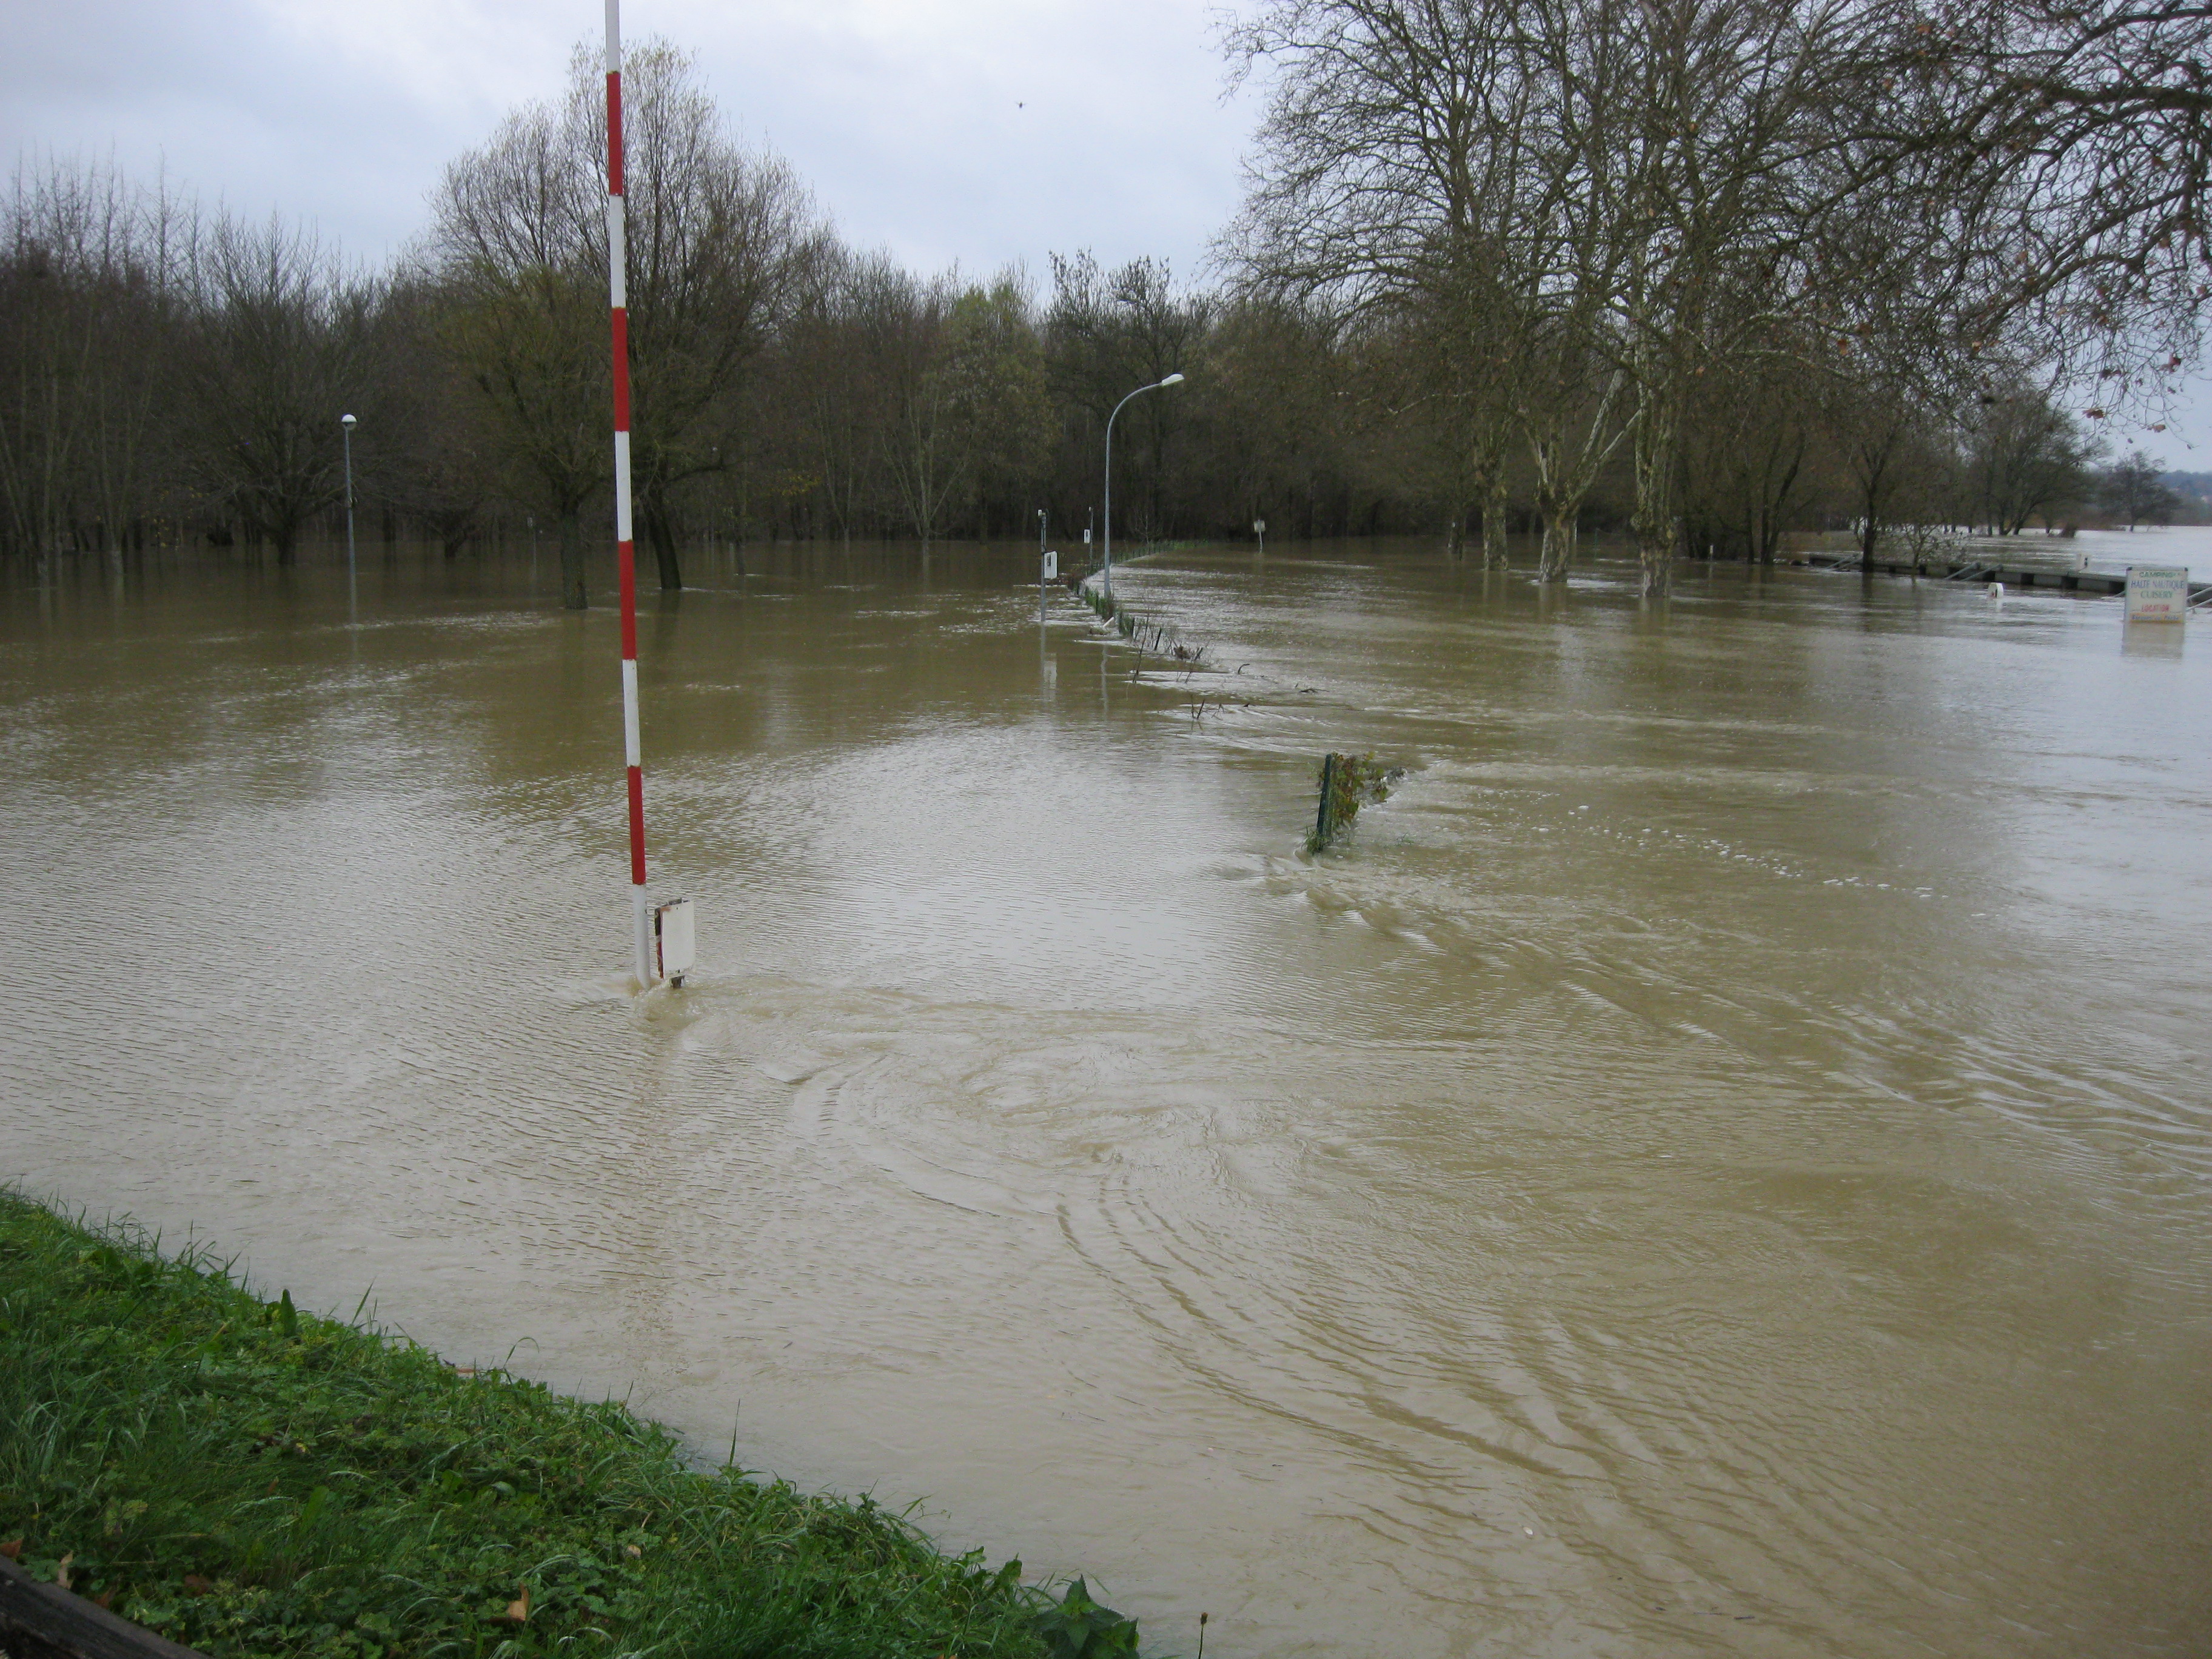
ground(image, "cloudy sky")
xmin=5 ymin=0 xmax=2202 ymax=461
xmin=2 ymin=0 xmax=1255 ymax=280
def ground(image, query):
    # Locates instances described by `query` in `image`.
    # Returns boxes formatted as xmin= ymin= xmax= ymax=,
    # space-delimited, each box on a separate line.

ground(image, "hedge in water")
xmin=1306 ymin=752 xmax=1398 ymax=854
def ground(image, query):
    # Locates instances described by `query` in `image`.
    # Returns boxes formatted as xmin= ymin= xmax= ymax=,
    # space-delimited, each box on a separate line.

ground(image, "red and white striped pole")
xmin=605 ymin=0 xmax=651 ymax=989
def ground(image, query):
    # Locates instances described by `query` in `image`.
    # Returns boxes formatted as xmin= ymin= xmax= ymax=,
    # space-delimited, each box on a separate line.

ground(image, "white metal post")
xmin=340 ymin=414 xmax=357 ymax=580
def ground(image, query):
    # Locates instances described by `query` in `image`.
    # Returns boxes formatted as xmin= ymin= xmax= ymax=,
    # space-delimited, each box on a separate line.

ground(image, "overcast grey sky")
xmin=4 ymin=0 xmax=2202 ymax=462
xmin=2 ymin=0 xmax=1252 ymax=281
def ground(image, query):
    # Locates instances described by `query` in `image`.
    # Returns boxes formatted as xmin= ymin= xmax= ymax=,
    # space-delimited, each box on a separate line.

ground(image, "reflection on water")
xmin=2123 ymin=620 xmax=2189 ymax=659
xmin=2 ymin=540 xmax=2207 ymax=1658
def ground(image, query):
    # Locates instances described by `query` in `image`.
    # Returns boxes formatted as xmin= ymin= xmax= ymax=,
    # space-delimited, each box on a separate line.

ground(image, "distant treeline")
xmin=4 ymin=3 xmax=2205 ymax=601
xmin=2157 ymin=471 xmax=2212 ymax=521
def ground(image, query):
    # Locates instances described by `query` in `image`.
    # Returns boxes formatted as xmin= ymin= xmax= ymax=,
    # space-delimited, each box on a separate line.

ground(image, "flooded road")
xmin=2 ymin=541 xmax=2206 ymax=1657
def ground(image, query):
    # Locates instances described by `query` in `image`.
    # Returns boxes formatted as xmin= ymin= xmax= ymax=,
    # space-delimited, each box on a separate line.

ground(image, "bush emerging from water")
xmin=1306 ymin=752 xmax=1399 ymax=855
xmin=0 ymin=1193 xmax=1123 ymax=1658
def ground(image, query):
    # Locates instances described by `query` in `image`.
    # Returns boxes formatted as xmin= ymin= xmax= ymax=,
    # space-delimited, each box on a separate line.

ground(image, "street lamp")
xmin=1102 ymin=372 xmax=1183 ymax=602
xmin=339 ymin=414 xmax=358 ymax=581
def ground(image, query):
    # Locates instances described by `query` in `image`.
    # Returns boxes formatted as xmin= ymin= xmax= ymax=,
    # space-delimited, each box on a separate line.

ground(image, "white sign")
xmin=1253 ymin=518 xmax=1266 ymax=534
xmin=654 ymin=898 xmax=695 ymax=984
xmin=2125 ymin=565 xmax=2190 ymax=622
xmin=1041 ymin=549 xmax=1058 ymax=580
xmin=1083 ymin=528 xmax=1092 ymax=545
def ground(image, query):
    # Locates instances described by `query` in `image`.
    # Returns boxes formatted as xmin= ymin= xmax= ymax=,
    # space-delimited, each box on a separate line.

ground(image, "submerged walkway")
xmin=1796 ymin=549 xmax=2212 ymax=605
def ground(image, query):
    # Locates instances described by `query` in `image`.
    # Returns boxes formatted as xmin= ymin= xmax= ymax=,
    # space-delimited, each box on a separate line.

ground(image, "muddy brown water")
xmin=2 ymin=541 xmax=2206 ymax=1657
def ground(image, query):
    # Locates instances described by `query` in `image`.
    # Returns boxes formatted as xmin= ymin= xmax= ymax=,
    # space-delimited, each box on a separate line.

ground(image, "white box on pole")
xmin=654 ymin=898 xmax=695 ymax=984
xmin=1041 ymin=549 xmax=1058 ymax=580
xmin=2125 ymin=565 xmax=2190 ymax=622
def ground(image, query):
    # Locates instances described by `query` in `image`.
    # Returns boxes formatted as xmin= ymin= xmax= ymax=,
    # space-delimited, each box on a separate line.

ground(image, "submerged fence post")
xmin=1308 ymin=752 xmax=1402 ymax=854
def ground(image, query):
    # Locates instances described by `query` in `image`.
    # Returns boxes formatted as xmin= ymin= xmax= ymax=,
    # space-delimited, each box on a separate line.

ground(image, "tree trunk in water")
xmin=1857 ymin=447 xmax=1889 ymax=577
xmin=558 ymin=509 xmax=587 ymax=610
xmin=645 ymin=499 xmax=682 ymax=591
xmin=1528 ymin=423 xmax=1577 ymax=582
xmin=1480 ymin=472 xmax=1510 ymax=569
xmin=1631 ymin=395 xmax=1677 ymax=597
xmin=1537 ymin=505 xmax=1577 ymax=581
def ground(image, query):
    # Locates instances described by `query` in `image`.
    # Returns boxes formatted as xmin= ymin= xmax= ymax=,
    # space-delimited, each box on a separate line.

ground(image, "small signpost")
xmin=653 ymin=898 xmax=695 ymax=987
xmin=1254 ymin=517 xmax=1266 ymax=556
xmin=2125 ymin=565 xmax=2190 ymax=622
xmin=1041 ymin=547 xmax=1057 ymax=621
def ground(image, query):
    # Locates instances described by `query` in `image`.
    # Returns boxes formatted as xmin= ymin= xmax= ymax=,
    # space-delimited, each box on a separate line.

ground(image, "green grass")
xmin=0 ymin=1193 xmax=1140 ymax=1659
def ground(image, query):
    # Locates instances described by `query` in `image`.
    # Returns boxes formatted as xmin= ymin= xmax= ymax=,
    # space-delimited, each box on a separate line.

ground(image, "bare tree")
xmin=1578 ymin=0 xmax=1883 ymax=593
xmin=0 ymin=158 xmax=195 ymax=558
xmin=431 ymin=38 xmax=821 ymax=600
xmin=1048 ymin=253 xmax=1210 ymax=541
xmin=184 ymin=214 xmax=377 ymax=563
xmin=1198 ymin=294 xmax=1354 ymax=546
xmin=2099 ymin=448 xmax=2179 ymax=529
xmin=777 ymin=247 xmax=899 ymax=541
xmin=943 ymin=274 xmax=1052 ymax=532
xmin=370 ymin=278 xmax=501 ymax=557
xmin=878 ymin=270 xmax=965 ymax=545
xmin=1966 ymin=383 xmax=2099 ymax=532
xmin=1684 ymin=355 xmax=1817 ymax=561
xmin=430 ymin=98 xmax=606 ymax=606
xmin=1852 ymin=0 xmax=2212 ymax=411
xmin=594 ymin=45 xmax=825 ymax=587
xmin=1225 ymin=0 xmax=1544 ymax=565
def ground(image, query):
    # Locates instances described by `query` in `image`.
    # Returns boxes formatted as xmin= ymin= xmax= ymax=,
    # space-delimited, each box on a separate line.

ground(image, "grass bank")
xmin=0 ymin=1193 xmax=1141 ymax=1658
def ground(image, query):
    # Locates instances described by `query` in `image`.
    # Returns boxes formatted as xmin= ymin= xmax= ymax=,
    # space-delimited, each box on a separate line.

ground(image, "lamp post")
xmin=1102 ymin=372 xmax=1183 ymax=602
xmin=339 ymin=414 xmax=357 ymax=581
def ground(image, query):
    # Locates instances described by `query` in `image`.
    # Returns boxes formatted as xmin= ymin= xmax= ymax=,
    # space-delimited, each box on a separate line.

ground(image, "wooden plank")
xmin=0 ymin=1555 xmax=210 ymax=1659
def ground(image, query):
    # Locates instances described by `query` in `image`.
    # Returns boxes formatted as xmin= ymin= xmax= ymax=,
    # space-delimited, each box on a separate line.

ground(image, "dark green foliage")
xmin=1305 ymin=751 xmax=1398 ymax=854
xmin=1032 ymin=1579 xmax=1138 ymax=1659
xmin=0 ymin=1195 xmax=1139 ymax=1659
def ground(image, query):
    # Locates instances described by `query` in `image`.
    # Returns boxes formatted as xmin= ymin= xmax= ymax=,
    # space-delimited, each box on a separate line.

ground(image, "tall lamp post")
xmin=1102 ymin=372 xmax=1183 ymax=601
xmin=340 ymin=414 xmax=358 ymax=581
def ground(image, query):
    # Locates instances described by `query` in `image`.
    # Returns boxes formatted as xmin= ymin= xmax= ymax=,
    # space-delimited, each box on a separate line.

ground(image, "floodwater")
xmin=2 ymin=541 xmax=2206 ymax=1658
